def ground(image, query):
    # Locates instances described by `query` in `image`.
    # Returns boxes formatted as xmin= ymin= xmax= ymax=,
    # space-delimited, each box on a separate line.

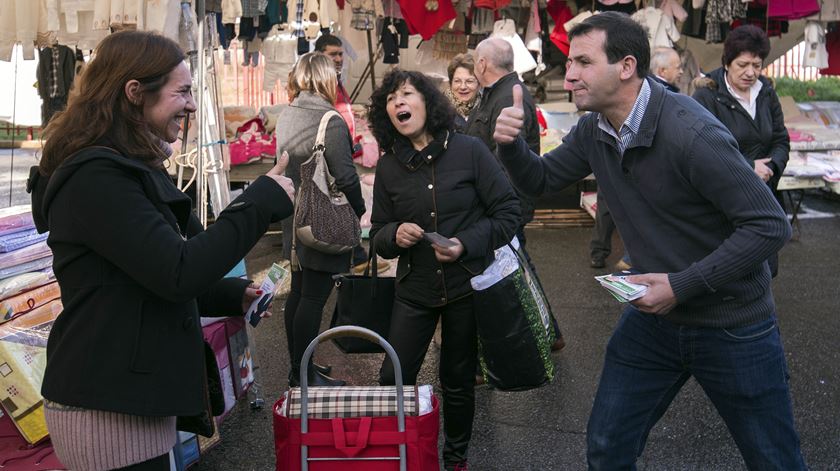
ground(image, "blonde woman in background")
xmin=275 ymin=52 xmax=366 ymax=387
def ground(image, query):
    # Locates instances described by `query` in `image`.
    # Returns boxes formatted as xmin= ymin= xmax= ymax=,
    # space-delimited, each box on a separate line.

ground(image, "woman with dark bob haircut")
xmin=368 ymin=69 xmax=520 ymax=471
xmin=30 ymin=31 xmax=294 ymax=470
xmin=692 ymin=24 xmax=790 ymax=276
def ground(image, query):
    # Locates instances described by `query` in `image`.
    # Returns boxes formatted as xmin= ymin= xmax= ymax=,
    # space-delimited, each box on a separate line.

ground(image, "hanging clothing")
xmin=807 ymin=0 xmax=840 ymax=21
xmin=631 ymin=7 xmax=680 ymax=49
xmin=262 ymin=25 xmax=297 ymax=92
xmin=469 ymin=7 xmax=496 ymax=34
xmin=490 ymin=19 xmax=537 ymax=75
xmin=595 ymin=0 xmax=637 ymax=14
xmin=803 ymin=21 xmax=829 ymax=68
xmin=659 ymin=0 xmax=688 ymax=23
xmin=524 ymin=0 xmax=541 ymax=53
xmin=474 ymin=0 xmax=512 ymax=9
xmin=36 ymin=45 xmax=76 ymax=125
xmin=547 ymin=0 xmax=574 ymax=55
xmin=382 ymin=0 xmax=405 ymax=19
xmin=222 ymin=0 xmax=243 ymax=23
xmin=0 ymin=0 xmax=43 ymax=60
xmin=704 ymin=0 xmax=747 ymax=43
xmin=766 ymin=0 xmax=820 ymax=19
xmin=381 ymin=19 xmax=401 ymax=64
xmin=398 ymin=0 xmax=456 ymax=40
xmin=819 ymin=27 xmax=840 ymax=75
xmin=41 ymin=2 xmax=109 ymax=52
xmin=731 ymin=5 xmax=789 ymax=38
xmin=146 ymin=0 xmax=180 ymax=34
xmin=675 ymin=47 xmax=701 ymax=95
xmin=241 ymin=0 xmax=266 ymax=18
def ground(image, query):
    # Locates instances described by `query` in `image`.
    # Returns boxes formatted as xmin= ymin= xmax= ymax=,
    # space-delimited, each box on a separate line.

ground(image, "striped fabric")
xmin=284 ymin=386 xmax=419 ymax=419
xmin=597 ymin=79 xmax=651 ymax=156
xmin=44 ymin=401 xmax=176 ymax=471
xmin=294 ymin=0 xmax=305 ymax=37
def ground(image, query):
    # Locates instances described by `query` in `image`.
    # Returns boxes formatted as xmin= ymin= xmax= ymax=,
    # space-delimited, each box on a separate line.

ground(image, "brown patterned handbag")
xmin=292 ymin=110 xmax=361 ymax=254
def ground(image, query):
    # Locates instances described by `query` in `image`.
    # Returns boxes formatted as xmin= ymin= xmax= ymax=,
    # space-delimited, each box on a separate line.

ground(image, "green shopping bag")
xmin=472 ymin=239 xmax=556 ymax=391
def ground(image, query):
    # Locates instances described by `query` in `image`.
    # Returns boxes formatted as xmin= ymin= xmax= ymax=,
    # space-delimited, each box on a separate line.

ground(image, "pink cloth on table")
xmin=0 ymin=212 xmax=34 ymax=237
xmin=788 ymin=130 xmax=815 ymax=142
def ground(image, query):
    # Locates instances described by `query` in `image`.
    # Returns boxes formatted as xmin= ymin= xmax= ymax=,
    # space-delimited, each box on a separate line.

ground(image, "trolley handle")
xmin=298 ymin=326 xmax=407 ymax=471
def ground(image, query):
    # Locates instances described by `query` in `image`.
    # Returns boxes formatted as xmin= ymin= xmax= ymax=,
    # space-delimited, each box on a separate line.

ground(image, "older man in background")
xmin=649 ymin=47 xmax=683 ymax=93
xmin=466 ymin=37 xmax=565 ymax=352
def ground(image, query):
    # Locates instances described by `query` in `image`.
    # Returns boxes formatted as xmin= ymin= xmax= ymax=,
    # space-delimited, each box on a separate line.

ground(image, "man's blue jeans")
xmin=587 ymin=307 xmax=806 ymax=470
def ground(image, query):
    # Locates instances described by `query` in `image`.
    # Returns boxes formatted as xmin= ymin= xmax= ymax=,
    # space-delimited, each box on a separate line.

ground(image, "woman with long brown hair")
xmin=29 ymin=30 xmax=295 ymax=470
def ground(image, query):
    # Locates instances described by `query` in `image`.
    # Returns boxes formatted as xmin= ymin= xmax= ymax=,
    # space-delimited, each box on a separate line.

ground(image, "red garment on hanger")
xmin=547 ymin=0 xmax=574 ymax=55
xmin=474 ymin=0 xmax=513 ymax=9
xmin=753 ymin=0 xmax=820 ymax=18
xmin=819 ymin=28 xmax=840 ymax=75
xmin=398 ymin=0 xmax=457 ymax=40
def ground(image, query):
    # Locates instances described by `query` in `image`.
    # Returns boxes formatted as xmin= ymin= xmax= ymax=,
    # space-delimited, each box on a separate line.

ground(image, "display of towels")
xmin=0 ymin=206 xmax=62 ymax=448
xmin=0 ymin=299 xmax=63 ymax=444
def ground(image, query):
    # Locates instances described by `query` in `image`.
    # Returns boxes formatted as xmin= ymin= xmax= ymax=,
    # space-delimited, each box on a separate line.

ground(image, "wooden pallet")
xmin=525 ymin=208 xmax=595 ymax=228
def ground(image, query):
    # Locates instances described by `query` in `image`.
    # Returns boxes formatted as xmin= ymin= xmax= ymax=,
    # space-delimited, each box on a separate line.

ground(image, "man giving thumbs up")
xmin=492 ymin=11 xmax=805 ymax=471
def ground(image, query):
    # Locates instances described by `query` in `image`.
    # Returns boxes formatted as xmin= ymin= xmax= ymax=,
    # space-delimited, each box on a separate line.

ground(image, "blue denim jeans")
xmin=587 ymin=307 xmax=806 ymax=470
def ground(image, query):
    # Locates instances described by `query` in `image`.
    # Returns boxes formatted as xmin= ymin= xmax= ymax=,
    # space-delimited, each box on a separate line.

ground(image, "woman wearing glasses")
xmin=445 ymin=54 xmax=480 ymax=129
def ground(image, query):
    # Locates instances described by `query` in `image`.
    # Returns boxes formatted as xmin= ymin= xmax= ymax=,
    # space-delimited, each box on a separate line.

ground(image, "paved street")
xmin=202 ymin=192 xmax=840 ymax=471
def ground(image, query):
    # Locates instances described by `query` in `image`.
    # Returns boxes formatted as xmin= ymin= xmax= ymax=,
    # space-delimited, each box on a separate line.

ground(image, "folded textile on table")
xmin=0 ymin=242 xmax=52 ymax=269
xmin=0 ymin=206 xmax=34 ymax=237
xmin=0 ymin=270 xmax=55 ymax=301
xmin=0 ymin=281 xmax=61 ymax=324
xmin=0 ymin=258 xmax=54 ymax=281
xmin=0 ymin=229 xmax=49 ymax=253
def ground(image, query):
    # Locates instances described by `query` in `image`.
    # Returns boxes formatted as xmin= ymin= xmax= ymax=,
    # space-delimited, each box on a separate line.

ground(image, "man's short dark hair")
xmin=722 ymin=25 xmax=770 ymax=67
xmin=568 ymin=11 xmax=650 ymax=79
xmin=314 ymin=34 xmax=342 ymax=52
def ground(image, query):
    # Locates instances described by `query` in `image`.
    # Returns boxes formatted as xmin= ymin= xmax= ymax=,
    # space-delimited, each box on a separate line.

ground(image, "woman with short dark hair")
xmin=692 ymin=24 xmax=790 ymax=276
xmin=368 ymin=69 xmax=520 ymax=471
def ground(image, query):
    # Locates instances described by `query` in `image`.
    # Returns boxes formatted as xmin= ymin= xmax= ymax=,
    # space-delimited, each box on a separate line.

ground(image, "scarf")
xmin=444 ymin=88 xmax=478 ymax=119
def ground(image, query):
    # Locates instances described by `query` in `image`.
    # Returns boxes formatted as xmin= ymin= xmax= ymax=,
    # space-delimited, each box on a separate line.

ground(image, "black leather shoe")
xmin=313 ymin=362 xmax=332 ymax=376
xmin=309 ymin=370 xmax=346 ymax=387
xmin=590 ymin=258 xmax=606 ymax=269
xmin=288 ymin=369 xmax=346 ymax=388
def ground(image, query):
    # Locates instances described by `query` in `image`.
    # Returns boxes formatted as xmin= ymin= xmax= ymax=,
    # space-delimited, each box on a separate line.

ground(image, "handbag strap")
xmin=313 ymin=110 xmax=342 ymax=150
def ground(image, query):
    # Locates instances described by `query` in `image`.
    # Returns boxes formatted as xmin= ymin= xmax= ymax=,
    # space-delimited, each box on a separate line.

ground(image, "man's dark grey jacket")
xmin=498 ymin=78 xmax=790 ymax=328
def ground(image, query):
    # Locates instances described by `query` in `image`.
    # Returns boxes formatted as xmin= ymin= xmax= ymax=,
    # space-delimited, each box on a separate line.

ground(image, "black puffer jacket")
xmin=692 ymin=67 xmax=790 ymax=190
xmin=370 ymin=131 xmax=520 ymax=308
xmin=465 ymin=72 xmax=539 ymax=225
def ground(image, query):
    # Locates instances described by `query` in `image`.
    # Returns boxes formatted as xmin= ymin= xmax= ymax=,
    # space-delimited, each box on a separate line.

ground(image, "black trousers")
xmin=589 ymin=191 xmax=616 ymax=260
xmin=379 ymin=295 xmax=476 ymax=466
xmin=283 ymin=268 xmax=335 ymax=373
xmin=118 ymin=453 xmax=169 ymax=470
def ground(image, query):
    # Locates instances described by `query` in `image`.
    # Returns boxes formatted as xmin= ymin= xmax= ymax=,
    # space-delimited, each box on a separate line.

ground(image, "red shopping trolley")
xmin=273 ymin=326 xmax=440 ymax=471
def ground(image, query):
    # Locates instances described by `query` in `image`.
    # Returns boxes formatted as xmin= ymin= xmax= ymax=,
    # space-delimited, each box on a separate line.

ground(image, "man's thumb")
xmin=512 ymin=84 xmax=523 ymax=110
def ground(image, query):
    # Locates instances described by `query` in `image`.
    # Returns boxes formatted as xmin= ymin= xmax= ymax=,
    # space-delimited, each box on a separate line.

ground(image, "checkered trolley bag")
xmin=273 ymin=326 xmax=440 ymax=471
